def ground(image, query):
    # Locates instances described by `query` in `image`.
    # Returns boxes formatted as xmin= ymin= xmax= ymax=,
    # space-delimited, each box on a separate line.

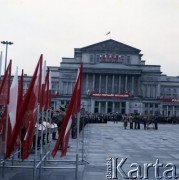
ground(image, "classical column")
xmin=93 ymin=74 xmax=95 ymax=92
xmin=153 ymin=104 xmax=155 ymax=116
xmin=147 ymin=85 xmax=150 ymax=98
xmin=131 ymin=76 xmax=134 ymax=96
xmin=166 ymin=106 xmax=168 ymax=117
xmin=147 ymin=103 xmax=150 ymax=115
xmin=138 ymin=76 xmax=141 ymax=96
xmin=119 ymin=102 xmax=121 ymax=113
xmin=105 ymin=101 xmax=108 ymax=113
xmin=105 ymin=75 xmax=108 ymax=93
xmin=65 ymin=82 xmax=68 ymax=94
xmin=99 ymin=101 xmax=101 ymax=113
xmin=118 ymin=75 xmax=121 ymax=93
xmin=112 ymin=75 xmax=114 ymax=93
xmin=99 ymin=74 xmax=102 ymax=93
xmin=86 ymin=74 xmax=89 ymax=93
xmin=112 ymin=102 xmax=115 ymax=112
xmin=173 ymin=106 xmax=175 ymax=116
xmin=125 ymin=75 xmax=128 ymax=92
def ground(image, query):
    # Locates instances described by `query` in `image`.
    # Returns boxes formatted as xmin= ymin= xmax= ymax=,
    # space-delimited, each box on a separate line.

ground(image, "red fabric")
xmin=0 ymin=61 xmax=12 ymax=155
xmin=0 ymin=60 xmax=12 ymax=106
xmin=6 ymin=55 xmax=42 ymax=160
xmin=51 ymin=63 xmax=83 ymax=157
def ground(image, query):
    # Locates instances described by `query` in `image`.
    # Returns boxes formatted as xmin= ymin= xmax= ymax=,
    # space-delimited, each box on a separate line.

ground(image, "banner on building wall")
xmin=91 ymin=92 xmax=130 ymax=98
xmin=162 ymin=98 xmax=179 ymax=103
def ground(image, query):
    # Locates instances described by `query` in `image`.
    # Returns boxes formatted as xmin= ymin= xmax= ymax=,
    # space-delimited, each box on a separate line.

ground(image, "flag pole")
xmin=75 ymin=112 xmax=80 ymax=179
xmin=78 ymin=111 xmax=89 ymax=165
xmin=33 ymin=104 xmax=40 ymax=180
xmin=48 ymin=108 xmax=52 ymax=160
xmin=2 ymin=105 xmax=9 ymax=177
xmin=39 ymin=107 xmax=44 ymax=178
xmin=4 ymin=105 xmax=9 ymax=157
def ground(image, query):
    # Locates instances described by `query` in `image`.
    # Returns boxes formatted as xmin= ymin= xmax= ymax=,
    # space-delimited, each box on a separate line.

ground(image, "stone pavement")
xmin=0 ymin=122 xmax=179 ymax=180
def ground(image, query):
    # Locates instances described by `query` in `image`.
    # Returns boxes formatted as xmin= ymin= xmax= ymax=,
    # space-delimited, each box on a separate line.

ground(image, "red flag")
xmin=0 ymin=60 xmax=12 ymax=106
xmin=6 ymin=55 xmax=42 ymax=159
xmin=0 ymin=60 xmax=12 ymax=154
xmin=5 ymin=68 xmax=18 ymax=157
xmin=21 ymin=55 xmax=42 ymax=159
xmin=51 ymin=63 xmax=83 ymax=157
xmin=5 ymin=69 xmax=24 ymax=158
xmin=41 ymin=68 xmax=50 ymax=110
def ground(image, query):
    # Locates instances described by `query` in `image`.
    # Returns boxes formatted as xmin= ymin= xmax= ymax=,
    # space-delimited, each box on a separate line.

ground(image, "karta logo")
xmin=106 ymin=158 xmax=178 ymax=179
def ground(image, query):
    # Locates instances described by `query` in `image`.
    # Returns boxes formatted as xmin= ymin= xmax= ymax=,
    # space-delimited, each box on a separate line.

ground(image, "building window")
xmin=96 ymin=54 xmax=100 ymax=62
xmin=121 ymin=56 xmax=124 ymax=61
xmin=94 ymin=101 xmax=99 ymax=113
xmin=52 ymin=83 xmax=56 ymax=89
xmin=107 ymin=102 xmax=113 ymax=113
xmin=127 ymin=56 xmax=130 ymax=64
xmin=90 ymin=54 xmax=94 ymax=63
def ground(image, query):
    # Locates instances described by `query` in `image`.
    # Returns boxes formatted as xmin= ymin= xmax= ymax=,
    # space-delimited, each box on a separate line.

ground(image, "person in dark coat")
xmin=154 ymin=117 xmax=158 ymax=130
xmin=123 ymin=114 xmax=128 ymax=129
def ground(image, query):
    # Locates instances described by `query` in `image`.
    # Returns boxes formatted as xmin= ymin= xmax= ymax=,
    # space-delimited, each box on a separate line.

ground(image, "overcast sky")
xmin=0 ymin=0 xmax=179 ymax=76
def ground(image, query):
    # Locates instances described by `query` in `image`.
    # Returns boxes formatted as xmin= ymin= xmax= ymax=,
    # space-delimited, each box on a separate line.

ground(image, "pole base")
xmin=78 ymin=159 xmax=90 ymax=165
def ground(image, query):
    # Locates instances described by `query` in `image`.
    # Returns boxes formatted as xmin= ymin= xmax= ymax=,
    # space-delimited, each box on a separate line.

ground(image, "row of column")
xmin=86 ymin=74 xmax=140 ymax=95
xmin=94 ymin=101 xmax=126 ymax=114
xmin=164 ymin=105 xmax=176 ymax=116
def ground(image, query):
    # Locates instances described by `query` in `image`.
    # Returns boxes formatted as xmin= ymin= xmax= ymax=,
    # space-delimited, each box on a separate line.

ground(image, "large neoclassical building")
xmin=49 ymin=39 xmax=179 ymax=117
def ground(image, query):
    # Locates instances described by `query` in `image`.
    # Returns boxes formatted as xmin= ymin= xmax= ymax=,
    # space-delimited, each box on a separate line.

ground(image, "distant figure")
xmin=113 ymin=115 xmax=117 ymax=124
xmin=143 ymin=116 xmax=147 ymax=130
xmin=134 ymin=114 xmax=138 ymax=129
xmin=154 ymin=117 xmax=158 ymax=130
xmin=129 ymin=114 xmax=133 ymax=129
xmin=123 ymin=114 xmax=128 ymax=129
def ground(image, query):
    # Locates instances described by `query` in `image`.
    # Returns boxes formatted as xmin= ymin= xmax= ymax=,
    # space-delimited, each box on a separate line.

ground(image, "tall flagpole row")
xmin=0 ymin=57 xmax=85 ymax=179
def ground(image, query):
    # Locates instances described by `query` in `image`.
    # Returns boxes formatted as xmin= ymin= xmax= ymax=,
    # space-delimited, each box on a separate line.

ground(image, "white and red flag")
xmin=8 ymin=67 xmax=18 ymax=131
xmin=51 ymin=63 xmax=83 ymax=157
xmin=6 ymin=55 xmax=42 ymax=160
xmin=5 ymin=68 xmax=18 ymax=157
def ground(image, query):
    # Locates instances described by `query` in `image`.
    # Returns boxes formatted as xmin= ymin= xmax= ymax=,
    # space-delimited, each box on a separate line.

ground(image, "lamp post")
xmin=1 ymin=41 xmax=13 ymax=73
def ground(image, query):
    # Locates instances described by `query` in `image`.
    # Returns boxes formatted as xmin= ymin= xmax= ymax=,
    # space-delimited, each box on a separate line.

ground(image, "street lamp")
xmin=1 ymin=41 xmax=13 ymax=73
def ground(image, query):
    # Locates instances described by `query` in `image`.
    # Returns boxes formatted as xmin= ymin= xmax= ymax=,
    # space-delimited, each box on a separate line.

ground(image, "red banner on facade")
xmin=162 ymin=98 xmax=179 ymax=103
xmin=91 ymin=92 xmax=130 ymax=98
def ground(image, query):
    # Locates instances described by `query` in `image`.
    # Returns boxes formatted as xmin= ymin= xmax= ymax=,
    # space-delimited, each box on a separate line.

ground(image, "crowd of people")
xmin=24 ymin=107 xmax=179 ymax=151
xmin=122 ymin=113 xmax=158 ymax=130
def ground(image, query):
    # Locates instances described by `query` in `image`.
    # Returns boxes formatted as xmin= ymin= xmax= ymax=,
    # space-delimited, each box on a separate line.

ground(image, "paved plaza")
xmin=1 ymin=122 xmax=179 ymax=180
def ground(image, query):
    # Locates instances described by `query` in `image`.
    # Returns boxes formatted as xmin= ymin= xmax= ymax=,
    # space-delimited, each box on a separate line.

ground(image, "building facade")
xmin=48 ymin=39 xmax=179 ymax=117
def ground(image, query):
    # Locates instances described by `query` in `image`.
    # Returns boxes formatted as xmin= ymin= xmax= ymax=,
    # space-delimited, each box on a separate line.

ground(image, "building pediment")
xmin=81 ymin=39 xmax=141 ymax=54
